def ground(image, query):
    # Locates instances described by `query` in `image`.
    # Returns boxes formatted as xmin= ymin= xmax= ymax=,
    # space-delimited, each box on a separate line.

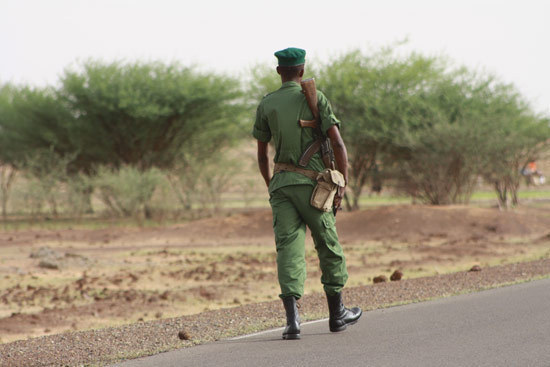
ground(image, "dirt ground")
xmin=1 ymin=203 xmax=550 ymax=344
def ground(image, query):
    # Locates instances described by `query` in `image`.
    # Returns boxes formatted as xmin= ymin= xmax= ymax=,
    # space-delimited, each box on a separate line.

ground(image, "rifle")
xmin=299 ymin=78 xmax=342 ymax=216
xmin=298 ymin=78 xmax=335 ymax=170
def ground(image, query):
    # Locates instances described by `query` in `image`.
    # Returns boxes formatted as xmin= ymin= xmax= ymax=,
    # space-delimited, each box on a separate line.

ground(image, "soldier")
xmin=253 ymin=47 xmax=362 ymax=340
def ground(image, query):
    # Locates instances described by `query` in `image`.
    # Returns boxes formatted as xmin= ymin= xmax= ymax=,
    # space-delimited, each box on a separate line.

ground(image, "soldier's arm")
xmin=257 ymin=141 xmax=271 ymax=188
xmin=327 ymin=125 xmax=348 ymax=208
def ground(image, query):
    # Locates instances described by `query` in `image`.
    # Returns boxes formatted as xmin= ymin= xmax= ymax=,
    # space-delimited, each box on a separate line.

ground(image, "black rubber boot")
xmin=282 ymin=296 xmax=301 ymax=340
xmin=326 ymin=292 xmax=362 ymax=332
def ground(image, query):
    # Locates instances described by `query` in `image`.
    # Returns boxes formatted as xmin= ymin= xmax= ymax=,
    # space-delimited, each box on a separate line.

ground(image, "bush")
xmin=17 ymin=149 xmax=73 ymax=216
xmin=94 ymin=166 xmax=165 ymax=218
xmin=167 ymin=151 xmax=239 ymax=212
xmin=63 ymin=174 xmax=94 ymax=216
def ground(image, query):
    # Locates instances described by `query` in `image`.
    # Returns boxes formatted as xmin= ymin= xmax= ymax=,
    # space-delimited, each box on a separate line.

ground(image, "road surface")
xmin=113 ymin=278 xmax=550 ymax=367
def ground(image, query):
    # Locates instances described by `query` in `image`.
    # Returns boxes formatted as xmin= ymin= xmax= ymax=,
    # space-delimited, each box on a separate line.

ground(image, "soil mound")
xmin=173 ymin=205 xmax=550 ymax=244
xmin=5 ymin=205 xmax=548 ymax=249
xmin=172 ymin=209 xmax=274 ymax=241
xmin=336 ymin=205 xmax=550 ymax=242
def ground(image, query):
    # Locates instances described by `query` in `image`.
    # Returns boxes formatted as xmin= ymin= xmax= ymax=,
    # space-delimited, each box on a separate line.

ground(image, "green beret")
xmin=274 ymin=47 xmax=306 ymax=67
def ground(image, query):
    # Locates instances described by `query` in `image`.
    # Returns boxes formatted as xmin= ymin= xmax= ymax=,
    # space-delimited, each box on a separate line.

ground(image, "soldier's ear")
xmin=276 ymin=66 xmax=281 ymax=75
xmin=299 ymin=67 xmax=304 ymax=77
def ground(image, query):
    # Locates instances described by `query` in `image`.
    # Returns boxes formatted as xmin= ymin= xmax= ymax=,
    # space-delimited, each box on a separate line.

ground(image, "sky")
xmin=1 ymin=0 xmax=549 ymax=114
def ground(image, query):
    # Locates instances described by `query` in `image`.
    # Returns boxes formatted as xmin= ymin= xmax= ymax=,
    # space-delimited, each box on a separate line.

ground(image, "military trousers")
xmin=269 ymin=184 xmax=348 ymax=299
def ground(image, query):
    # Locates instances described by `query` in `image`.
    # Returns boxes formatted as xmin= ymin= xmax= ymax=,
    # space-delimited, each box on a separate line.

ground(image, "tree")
xmin=1 ymin=62 xmax=248 ymax=217
xmin=59 ymin=60 xmax=245 ymax=172
xmin=0 ymin=84 xmax=77 ymax=168
xmin=319 ymin=48 xmax=550 ymax=208
xmin=245 ymin=64 xmax=283 ymax=108
xmin=0 ymin=84 xmax=85 ymax=216
xmin=318 ymin=48 xmax=444 ymax=209
xmin=390 ymin=71 xmax=493 ymax=205
xmin=474 ymin=83 xmax=550 ymax=208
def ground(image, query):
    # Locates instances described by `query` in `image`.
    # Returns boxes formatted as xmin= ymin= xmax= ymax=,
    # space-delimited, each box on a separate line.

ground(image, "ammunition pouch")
xmin=310 ymin=169 xmax=346 ymax=212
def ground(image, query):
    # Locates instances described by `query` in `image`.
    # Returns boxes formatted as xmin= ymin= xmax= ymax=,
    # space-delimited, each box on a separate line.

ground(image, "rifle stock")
xmin=300 ymin=78 xmax=320 ymax=122
xmin=299 ymin=78 xmax=335 ymax=170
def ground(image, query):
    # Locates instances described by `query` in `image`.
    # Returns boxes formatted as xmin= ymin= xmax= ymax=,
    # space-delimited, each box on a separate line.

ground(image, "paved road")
xmin=113 ymin=278 xmax=550 ymax=367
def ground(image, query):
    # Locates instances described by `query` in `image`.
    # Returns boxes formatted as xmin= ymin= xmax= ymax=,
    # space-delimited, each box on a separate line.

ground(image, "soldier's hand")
xmin=334 ymin=186 xmax=345 ymax=211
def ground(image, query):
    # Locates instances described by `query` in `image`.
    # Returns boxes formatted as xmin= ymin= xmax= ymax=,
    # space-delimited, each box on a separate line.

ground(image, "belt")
xmin=273 ymin=162 xmax=319 ymax=181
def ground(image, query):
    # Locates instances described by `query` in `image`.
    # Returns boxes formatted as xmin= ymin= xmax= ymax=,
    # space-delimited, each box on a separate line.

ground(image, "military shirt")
xmin=252 ymin=81 xmax=341 ymax=194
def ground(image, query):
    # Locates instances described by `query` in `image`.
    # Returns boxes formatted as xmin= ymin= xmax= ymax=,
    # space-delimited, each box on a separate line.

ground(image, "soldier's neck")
xmin=281 ymin=76 xmax=302 ymax=84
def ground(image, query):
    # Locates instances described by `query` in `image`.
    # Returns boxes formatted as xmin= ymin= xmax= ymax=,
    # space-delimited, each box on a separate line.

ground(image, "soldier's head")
xmin=274 ymin=47 xmax=305 ymax=82
xmin=276 ymin=64 xmax=305 ymax=81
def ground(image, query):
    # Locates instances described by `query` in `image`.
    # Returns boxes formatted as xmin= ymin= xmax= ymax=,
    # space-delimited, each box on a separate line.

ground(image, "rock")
xmin=30 ymin=247 xmax=63 ymax=260
xmin=469 ymin=265 xmax=482 ymax=272
xmin=38 ymin=260 xmax=59 ymax=270
xmin=390 ymin=270 xmax=403 ymax=281
xmin=64 ymin=252 xmax=92 ymax=266
xmin=373 ymin=275 xmax=387 ymax=284
xmin=16 ymin=267 xmax=27 ymax=275
xmin=484 ymin=225 xmax=498 ymax=232
xmin=178 ymin=330 xmax=191 ymax=340
xmin=31 ymin=247 xmax=65 ymax=270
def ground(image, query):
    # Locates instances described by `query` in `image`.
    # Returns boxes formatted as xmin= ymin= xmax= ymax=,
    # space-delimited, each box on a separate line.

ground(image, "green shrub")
xmin=94 ymin=166 xmax=165 ymax=218
xmin=167 ymin=151 xmax=239 ymax=212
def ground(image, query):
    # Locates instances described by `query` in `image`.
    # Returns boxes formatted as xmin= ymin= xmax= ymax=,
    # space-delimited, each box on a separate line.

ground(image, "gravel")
xmin=1 ymin=258 xmax=549 ymax=367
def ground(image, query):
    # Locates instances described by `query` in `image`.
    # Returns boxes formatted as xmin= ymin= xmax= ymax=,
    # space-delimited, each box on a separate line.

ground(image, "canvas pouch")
xmin=310 ymin=169 xmax=346 ymax=212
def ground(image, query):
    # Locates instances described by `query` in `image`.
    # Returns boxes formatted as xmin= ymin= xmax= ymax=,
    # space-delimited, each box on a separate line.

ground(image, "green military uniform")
xmin=252 ymin=50 xmax=348 ymax=300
